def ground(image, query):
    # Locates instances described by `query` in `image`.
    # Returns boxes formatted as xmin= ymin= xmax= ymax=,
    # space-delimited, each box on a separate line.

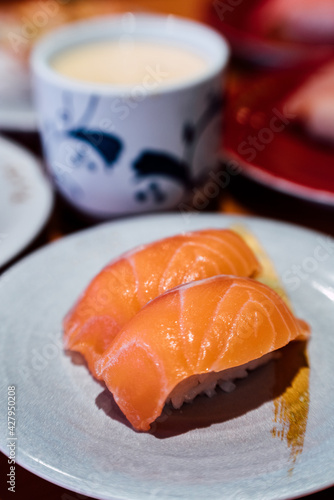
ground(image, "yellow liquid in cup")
xmin=51 ymin=40 xmax=208 ymax=87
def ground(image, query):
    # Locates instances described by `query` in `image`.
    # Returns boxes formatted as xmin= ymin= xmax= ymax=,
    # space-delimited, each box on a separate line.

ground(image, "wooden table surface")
xmin=1 ymin=1 xmax=333 ymax=499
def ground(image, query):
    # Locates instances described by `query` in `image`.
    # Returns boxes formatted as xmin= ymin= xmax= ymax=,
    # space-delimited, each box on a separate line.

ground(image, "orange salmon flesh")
xmin=63 ymin=229 xmax=261 ymax=378
xmin=98 ymin=275 xmax=310 ymax=431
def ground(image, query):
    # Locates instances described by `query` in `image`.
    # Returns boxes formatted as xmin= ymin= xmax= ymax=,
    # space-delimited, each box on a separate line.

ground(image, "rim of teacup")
xmin=31 ymin=13 xmax=230 ymax=96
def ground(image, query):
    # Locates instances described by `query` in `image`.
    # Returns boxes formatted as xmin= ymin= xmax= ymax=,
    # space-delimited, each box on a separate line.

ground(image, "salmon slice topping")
xmin=63 ymin=229 xmax=260 ymax=378
xmin=99 ymin=276 xmax=310 ymax=431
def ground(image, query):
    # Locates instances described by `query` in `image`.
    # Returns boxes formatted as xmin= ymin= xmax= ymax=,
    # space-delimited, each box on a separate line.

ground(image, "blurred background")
xmin=0 ymin=0 xmax=333 ymax=498
xmin=1 ymin=0 xmax=334 ymax=246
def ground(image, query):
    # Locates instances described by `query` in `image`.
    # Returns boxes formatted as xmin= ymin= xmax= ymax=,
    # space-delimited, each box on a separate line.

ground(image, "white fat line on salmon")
xmin=249 ymin=283 xmax=298 ymax=344
xmin=158 ymin=241 xmax=235 ymax=292
xmin=128 ymin=255 xmax=140 ymax=297
xmin=204 ymin=232 xmax=252 ymax=271
xmin=184 ymin=229 xmax=254 ymax=274
xmin=195 ymin=284 xmax=239 ymax=367
xmin=210 ymin=298 xmax=275 ymax=370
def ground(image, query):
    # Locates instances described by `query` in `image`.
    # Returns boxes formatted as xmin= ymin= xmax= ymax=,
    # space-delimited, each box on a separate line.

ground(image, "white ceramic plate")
xmin=0 ymin=214 xmax=333 ymax=500
xmin=0 ymin=50 xmax=37 ymax=132
xmin=0 ymin=136 xmax=53 ymax=268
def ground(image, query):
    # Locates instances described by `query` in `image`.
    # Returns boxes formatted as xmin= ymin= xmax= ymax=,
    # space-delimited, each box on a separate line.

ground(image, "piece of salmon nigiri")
xmin=98 ymin=275 xmax=310 ymax=431
xmin=63 ymin=229 xmax=260 ymax=378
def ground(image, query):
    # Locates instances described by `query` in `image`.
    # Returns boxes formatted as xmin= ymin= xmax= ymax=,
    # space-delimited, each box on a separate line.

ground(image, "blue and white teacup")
xmin=31 ymin=14 xmax=229 ymax=218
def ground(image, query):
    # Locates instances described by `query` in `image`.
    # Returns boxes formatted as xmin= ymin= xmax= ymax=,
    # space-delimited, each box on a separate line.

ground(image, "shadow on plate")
xmin=94 ymin=341 xmax=309 ymax=439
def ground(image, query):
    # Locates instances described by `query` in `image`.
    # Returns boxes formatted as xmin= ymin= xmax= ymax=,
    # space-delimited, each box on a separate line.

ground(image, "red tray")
xmin=207 ymin=0 xmax=334 ymax=66
xmin=224 ymin=61 xmax=334 ymax=206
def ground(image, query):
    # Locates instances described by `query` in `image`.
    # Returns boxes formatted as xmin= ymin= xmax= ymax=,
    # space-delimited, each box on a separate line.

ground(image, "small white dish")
xmin=0 ymin=50 xmax=36 ymax=132
xmin=0 ymin=136 xmax=53 ymax=268
xmin=0 ymin=104 xmax=37 ymax=133
xmin=0 ymin=213 xmax=333 ymax=499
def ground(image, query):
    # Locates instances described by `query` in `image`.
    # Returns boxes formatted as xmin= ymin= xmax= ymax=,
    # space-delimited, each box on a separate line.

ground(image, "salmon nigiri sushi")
xmin=98 ymin=276 xmax=310 ymax=431
xmin=64 ymin=229 xmax=260 ymax=378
